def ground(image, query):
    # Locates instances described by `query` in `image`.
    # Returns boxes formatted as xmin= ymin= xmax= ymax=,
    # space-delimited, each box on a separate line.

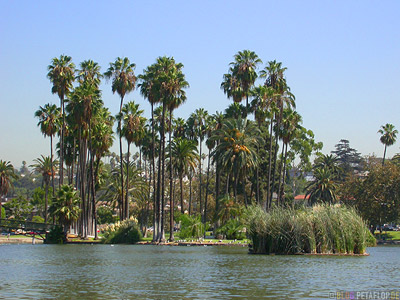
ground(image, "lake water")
xmin=0 ymin=244 xmax=399 ymax=299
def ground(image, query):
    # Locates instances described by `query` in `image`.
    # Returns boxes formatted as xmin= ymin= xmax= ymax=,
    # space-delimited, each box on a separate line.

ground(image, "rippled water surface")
xmin=0 ymin=244 xmax=399 ymax=299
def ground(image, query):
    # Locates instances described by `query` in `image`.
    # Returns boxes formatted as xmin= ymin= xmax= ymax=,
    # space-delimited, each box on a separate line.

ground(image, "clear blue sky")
xmin=1 ymin=1 xmax=400 ymax=168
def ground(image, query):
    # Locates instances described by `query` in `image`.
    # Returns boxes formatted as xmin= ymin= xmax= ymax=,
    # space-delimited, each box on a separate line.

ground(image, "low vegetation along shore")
xmin=246 ymin=204 xmax=375 ymax=255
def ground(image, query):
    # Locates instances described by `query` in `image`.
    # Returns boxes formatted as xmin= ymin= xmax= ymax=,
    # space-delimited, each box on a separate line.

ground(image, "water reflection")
xmin=0 ymin=245 xmax=398 ymax=299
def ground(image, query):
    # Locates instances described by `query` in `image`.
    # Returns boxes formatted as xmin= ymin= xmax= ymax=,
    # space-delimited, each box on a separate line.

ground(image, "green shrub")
xmin=32 ymin=215 xmax=44 ymax=223
xmin=246 ymin=204 xmax=375 ymax=255
xmin=216 ymin=219 xmax=246 ymax=240
xmin=102 ymin=217 xmax=142 ymax=244
xmin=45 ymin=226 xmax=66 ymax=244
xmin=97 ymin=206 xmax=114 ymax=225
xmin=178 ymin=214 xmax=204 ymax=239
xmin=1 ymin=207 xmax=5 ymax=219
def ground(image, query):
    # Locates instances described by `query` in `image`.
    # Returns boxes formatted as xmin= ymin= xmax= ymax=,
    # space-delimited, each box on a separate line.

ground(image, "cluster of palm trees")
xmin=29 ymin=50 xmax=323 ymax=241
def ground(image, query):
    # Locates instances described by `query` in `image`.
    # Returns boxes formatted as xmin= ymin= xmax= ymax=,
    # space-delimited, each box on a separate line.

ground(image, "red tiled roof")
xmin=294 ymin=194 xmax=310 ymax=200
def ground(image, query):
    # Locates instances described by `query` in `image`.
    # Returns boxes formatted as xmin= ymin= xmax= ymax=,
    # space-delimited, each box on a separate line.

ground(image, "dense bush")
xmin=216 ymin=219 xmax=246 ymax=240
xmin=32 ymin=215 xmax=44 ymax=223
xmin=101 ymin=217 xmax=142 ymax=244
xmin=178 ymin=214 xmax=204 ymax=239
xmin=97 ymin=206 xmax=115 ymax=225
xmin=45 ymin=226 xmax=66 ymax=244
xmin=246 ymin=204 xmax=375 ymax=255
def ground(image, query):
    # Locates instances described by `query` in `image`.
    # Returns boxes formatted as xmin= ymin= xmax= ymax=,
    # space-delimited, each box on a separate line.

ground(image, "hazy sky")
xmin=1 ymin=1 xmax=399 ymax=168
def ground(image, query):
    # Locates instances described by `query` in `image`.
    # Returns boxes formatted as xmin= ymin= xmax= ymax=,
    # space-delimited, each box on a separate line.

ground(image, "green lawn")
xmin=375 ymin=231 xmax=400 ymax=241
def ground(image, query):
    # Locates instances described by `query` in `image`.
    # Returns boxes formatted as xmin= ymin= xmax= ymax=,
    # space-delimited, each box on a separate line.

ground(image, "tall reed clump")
xmin=246 ymin=204 xmax=375 ymax=255
xmin=101 ymin=217 xmax=142 ymax=244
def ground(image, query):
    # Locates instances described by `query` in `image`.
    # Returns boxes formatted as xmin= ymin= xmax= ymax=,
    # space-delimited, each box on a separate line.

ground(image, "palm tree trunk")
xmin=270 ymin=117 xmax=281 ymax=206
xmin=50 ymin=135 xmax=55 ymax=197
xmin=382 ymin=145 xmax=387 ymax=166
xmin=151 ymin=103 xmax=157 ymax=242
xmin=60 ymin=94 xmax=65 ymax=186
xmin=266 ymin=118 xmax=274 ymax=210
xmin=199 ymin=139 xmax=202 ymax=217
xmin=277 ymin=140 xmax=285 ymax=205
xmin=126 ymin=142 xmax=131 ymax=219
xmin=90 ymin=153 xmax=98 ymax=239
xmin=203 ymin=148 xmax=211 ymax=237
xmin=180 ymin=176 xmax=184 ymax=214
xmin=189 ymin=176 xmax=192 ymax=216
xmin=169 ymin=110 xmax=174 ymax=242
xmin=281 ymin=143 xmax=289 ymax=205
xmin=119 ymin=95 xmax=125 ymax=220
xmin=44 ymin=183 xmax=49 ymax=223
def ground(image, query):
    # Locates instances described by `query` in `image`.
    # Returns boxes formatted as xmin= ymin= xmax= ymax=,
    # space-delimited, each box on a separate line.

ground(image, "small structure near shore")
xmin=247 ymin=204 xmax=375 ymax=255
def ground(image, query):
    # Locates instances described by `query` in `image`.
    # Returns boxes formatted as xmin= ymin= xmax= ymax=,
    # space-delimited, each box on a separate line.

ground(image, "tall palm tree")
xmin=0 ymin=160 xmax=18 ymax=218
xmin=77 ymin=59 xmax=102 ymax=87
xmin=47 ymin=55 xmax=75 ymax=185
xmin=138 ymin=65 xmax=160 ymax=239
xmin=30 ymin=156 xmax=58 ymax=223
xmin=191 ymin=108 xmax=208 ymax=217
xmin=260 ymin=60 xmax=295 ymax=208
xmin=222 ymin=50 xmax=262 ymax=115
xmin=104 ymin=57 xmax=136 ymax=220
xmin=276 ymin=108 xmax=301 ymax=203
xmin=378 ymin=123 xmax=398 ymax=166
xmin=169 ymin=138 xmax=198 ymax=214
xmin=34 ymin=103 xmax=60 ymax=195
xmin=118 ymin=101 xmax=146 ymax=219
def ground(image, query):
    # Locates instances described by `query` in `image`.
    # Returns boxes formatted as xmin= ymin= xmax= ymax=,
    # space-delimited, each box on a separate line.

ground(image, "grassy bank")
xmin=246 ymin=204 xmax=375 ymax=255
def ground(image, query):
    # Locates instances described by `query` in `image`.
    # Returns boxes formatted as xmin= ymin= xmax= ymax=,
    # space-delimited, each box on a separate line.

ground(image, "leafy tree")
xmin=4 ymin=195 xmax=33 ymax=220
xmin=378 ymin=123 xmax=398 ymax=166
xmin=0 ymin=160 xmax=19 ymax=217
xmin=340 ymin=161 xmax=400 ymax=227
xmin=331 ymin=139 xmax=363 ymax=176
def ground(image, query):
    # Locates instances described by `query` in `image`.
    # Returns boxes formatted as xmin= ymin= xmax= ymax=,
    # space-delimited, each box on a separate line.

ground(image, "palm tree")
xmin=305 ymin=167 xmax=338 ymax=205
xmin=118 ymin=101 xmax=146 ymax=219
xmin=211 ymin=118 xmax=260 ymax=204
xmin=276 ymin=108 xmax=302 ymax=204
xmin=169 ymin=138 xmax=198 ymax=214
xmin=378 ymin=123 xmax=398 ymax=166
xmin=190 ymin=108 xmax=208 ymax=217
xmin=50 ymin=184 xmax=81 ymax=235
xmin=77 ymin=59 xmax=102 ymax=87
xmin=104 ymin=57 xmax=137 ymax=220
xmin=0 ymin=160 xmax=18 ymax=218
xmin=222 ymin=50 xmax=262 ymax=115
xmin=30 ymin=156 xmax=58 ymax=223
xmin=47 ymin=55 xmax=75 ymax=185
xmin=34 ymin=103 xmax=60 ymax=195
xmin=260 ymin=60 xmax=295 ymax=208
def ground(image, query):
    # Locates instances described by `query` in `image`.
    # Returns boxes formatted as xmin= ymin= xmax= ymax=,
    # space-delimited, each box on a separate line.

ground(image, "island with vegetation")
xmin=1 ymin=50 xmax=399 ymax=252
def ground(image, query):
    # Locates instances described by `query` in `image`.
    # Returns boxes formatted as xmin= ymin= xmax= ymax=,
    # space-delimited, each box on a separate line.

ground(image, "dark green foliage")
xmin=32 ymin=215 xmax=44 ymax=223
xmin=178 ymin=214 xmax=204 ymax=239
xmin=246 ymin=204 xmax=374 ymax=255
xmin=3 ymin=195 xmax=33 ymax=220
xmin=45 ymin=226 xmax=66 ymax=244
xmin=216 ymin=219 xmax=245 ymax=240
xmin=97 ymin=206 xmax=114 ymax=224
xmin=331 ymin=139 xmax=363 ymax=175
xmin=102 ymin=218 xmax=142 ymax=244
